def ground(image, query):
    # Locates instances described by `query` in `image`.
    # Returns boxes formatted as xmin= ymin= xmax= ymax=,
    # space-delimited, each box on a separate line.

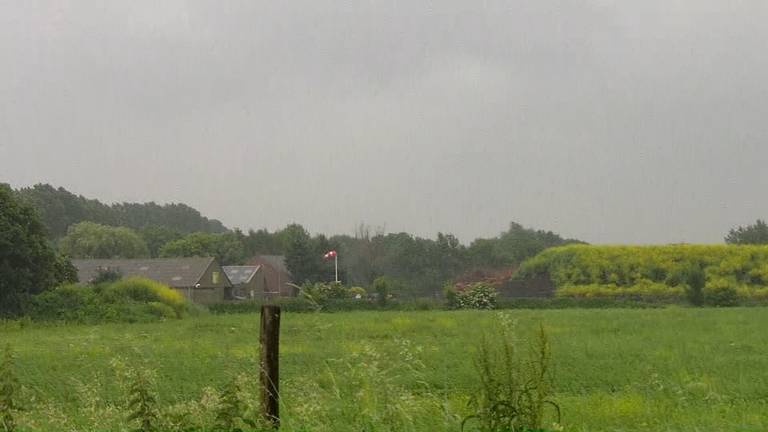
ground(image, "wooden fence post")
xmin=260 ymin=305 xmax=281 ymax=428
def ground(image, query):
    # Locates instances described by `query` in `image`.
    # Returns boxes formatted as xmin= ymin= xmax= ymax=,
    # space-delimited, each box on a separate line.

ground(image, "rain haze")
xmin=2 ymin=0 xmax=767 ymax=244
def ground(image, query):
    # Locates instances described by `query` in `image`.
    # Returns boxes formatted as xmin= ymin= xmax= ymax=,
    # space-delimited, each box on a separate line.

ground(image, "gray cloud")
xmin=2 ymin=0 xmax=767 ymax=244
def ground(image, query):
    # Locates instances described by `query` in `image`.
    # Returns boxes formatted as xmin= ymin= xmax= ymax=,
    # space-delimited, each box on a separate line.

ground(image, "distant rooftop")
xmin=71 ymin=257 xmax=227 ymax=288
xmin=222 ymin=265 xmax=261 ymax=285
xmin=253 ymin=255 xmax=290 ymax=274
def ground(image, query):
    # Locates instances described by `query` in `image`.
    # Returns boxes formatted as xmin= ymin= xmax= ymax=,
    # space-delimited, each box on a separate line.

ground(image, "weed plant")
xmin=463 ymin=318 xmax=559 ymax=432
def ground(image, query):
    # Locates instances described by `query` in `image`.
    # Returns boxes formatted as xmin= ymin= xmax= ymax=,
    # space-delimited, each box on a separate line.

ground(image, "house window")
xmin=212 ymin=271 xmax=220 ymax=284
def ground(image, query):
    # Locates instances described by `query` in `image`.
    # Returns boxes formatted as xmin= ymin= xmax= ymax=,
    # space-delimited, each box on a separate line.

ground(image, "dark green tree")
xmin=53 ymin=254 xmax=79 ymax=285
xmin=59 ymin=222 xmax=150 ymax=259
xmin=15 ymin=183 xmax=114 ymax=238
xmin=467 ymin=221 xmax=582 ymax=267
xmin=159 ymin=232 xmax=246 ymax=265
xmin=0 ymin=184 xmax=60 ymax=315
xmin=725 ymin=219 xmax=768 ymax=245
xmin=243 ymin=228 xmax=284 ymax=256
xmin=15 ymin=184 xmax=227 ymax=239
xmin=138 ymin=225 xmax=182 ymax=258
xmin=284 ymin=224 xmax=322 ymax=283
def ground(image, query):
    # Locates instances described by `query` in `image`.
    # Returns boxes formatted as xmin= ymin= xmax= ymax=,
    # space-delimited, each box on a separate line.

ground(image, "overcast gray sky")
xmin=2 ymin=1 xmax=767 ymax=244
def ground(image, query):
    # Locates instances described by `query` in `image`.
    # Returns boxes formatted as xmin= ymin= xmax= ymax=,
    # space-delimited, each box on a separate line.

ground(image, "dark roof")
xmin=222 ymin=265 xmax=261 ymax=285
xmin=72 ymin=257 xmax=229 ymax=288
xmin=255 ymin=255 xmax=290 ymax=275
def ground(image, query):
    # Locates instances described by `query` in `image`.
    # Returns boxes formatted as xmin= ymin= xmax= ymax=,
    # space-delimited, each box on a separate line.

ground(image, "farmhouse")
xmin=72 ymin=257 xmax=232 ymax=304
xmin=248 ymin=255 xmax=295 ymax=296
xmin=222 ymin=265 xmax=268 ymax=300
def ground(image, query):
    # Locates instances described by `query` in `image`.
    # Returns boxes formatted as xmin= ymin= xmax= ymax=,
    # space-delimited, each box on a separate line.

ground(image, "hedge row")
xmin=516 ymin=244 xmax=768 ymax=302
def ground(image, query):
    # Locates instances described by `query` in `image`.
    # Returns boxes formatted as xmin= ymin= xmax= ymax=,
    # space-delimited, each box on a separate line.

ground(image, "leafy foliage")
xmin=447 ymin=283 xmax=498 ymax=310
xmin=159 ymin=232 xmax=246 ymax=265
xmin=59 ymin=222 xmax=150 ymax=259
xmin=137 ymin=226 xmax=182 ymax=258
xmin=15 ymin=184 xmax=227 ymax=238
xmin=725 ymin=219 xmax=768 ymax=245
xmin=244 ymin=221 xmax=581 ymax=298
xmin=517 ymin=244 xmax=768 ymax=303
xmin=297 ymin=281 xmax=362 ymax=309
xmin=53 ymin=254 xmax=79 ymax=285
xmin=372 ymin=276 xmax=390 ymax=306
xmin=284 ymin=224 xmax=322 ymax=284
xmin=25 ymin=277 xmax=191 ymax=323
xmin=683 ymin=263 xmax=705 ymax=306
xmin=0 ymin=184 xmax=64 ymax=316
xmin=467 ymin=222 xmax=583 ymax=268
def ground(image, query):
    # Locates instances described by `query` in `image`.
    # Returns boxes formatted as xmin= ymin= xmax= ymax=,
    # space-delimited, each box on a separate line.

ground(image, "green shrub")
xmin=349 ymin=286 xmax=367 ymax=298
xmin=107 ymin=278 xmax=188 ymax=318
xmin=444 ymin=285 xmax=461 ymax=310
xmin=297 ymin=281 xmax=364 ymax=308
xmin=704 ymin=279 xmax=740 ymax=307
xmin=91 ymin=268 xmax=122 ymax=285
xmin=455 ymin=283 xmax=497 ymax=310
xmin=146 ymin=302 xmax=177 ymax=319
xmin=372 ymin=276 xmax=390 ymax=306
xmin=23 ymin=278 xmax=190 ymax=324
xmin=683 ymin=264 xmax=706 ymax=306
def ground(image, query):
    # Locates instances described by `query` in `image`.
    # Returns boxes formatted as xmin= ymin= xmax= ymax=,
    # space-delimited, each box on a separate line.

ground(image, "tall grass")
xmin=0 ymin=345 xmax=20 ymax=432
xmin=2 ymin=309 xmax=768 ymax=431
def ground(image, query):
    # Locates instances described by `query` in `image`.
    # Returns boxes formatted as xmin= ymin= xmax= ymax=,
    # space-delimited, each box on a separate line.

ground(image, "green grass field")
xmin=2 ymin=308 xmax=768 ymax=431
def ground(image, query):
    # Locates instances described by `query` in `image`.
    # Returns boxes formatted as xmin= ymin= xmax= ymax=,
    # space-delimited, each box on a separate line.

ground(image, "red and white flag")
xmin=323 ymin=250 xmax=337 ymax=260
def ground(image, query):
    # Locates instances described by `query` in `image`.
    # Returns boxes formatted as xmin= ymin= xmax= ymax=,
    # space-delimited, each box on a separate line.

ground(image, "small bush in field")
xmin=372 ymin=276 xmax=391 ymax=306
xmin=298 ymin=281 xmax=362 ymax=308
xmin=455 ymin=283 xmax=497 ymax=310
xmin=107 ymin=277 xmax=187 ymax=317
xmin=146 ymin=302 xmax=177 ymax=319
xmin=444 ymin=285 xmax=461 ymax=309
xmin=24 ymin=278 xmax=190 ymax=323
xmin=348 ymin=286 xmax=367 ymax=299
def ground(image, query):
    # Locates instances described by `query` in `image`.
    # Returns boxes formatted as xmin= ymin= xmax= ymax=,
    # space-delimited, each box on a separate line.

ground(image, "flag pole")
xmin=334 ymin=254 xmax=339 ymax=283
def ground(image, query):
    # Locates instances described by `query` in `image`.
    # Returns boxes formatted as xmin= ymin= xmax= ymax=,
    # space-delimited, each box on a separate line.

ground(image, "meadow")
xmin=2 ymin=308 xmax=768 ymax=431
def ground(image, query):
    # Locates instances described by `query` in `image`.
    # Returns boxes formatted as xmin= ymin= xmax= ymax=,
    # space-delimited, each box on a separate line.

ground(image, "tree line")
xmin=15 ymin=184 xmax=227 ymax=238
xmin=7 ymin=182 xmax=768 ymax=315
xmin=3 ymin=184 xmax=583 ymax=307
